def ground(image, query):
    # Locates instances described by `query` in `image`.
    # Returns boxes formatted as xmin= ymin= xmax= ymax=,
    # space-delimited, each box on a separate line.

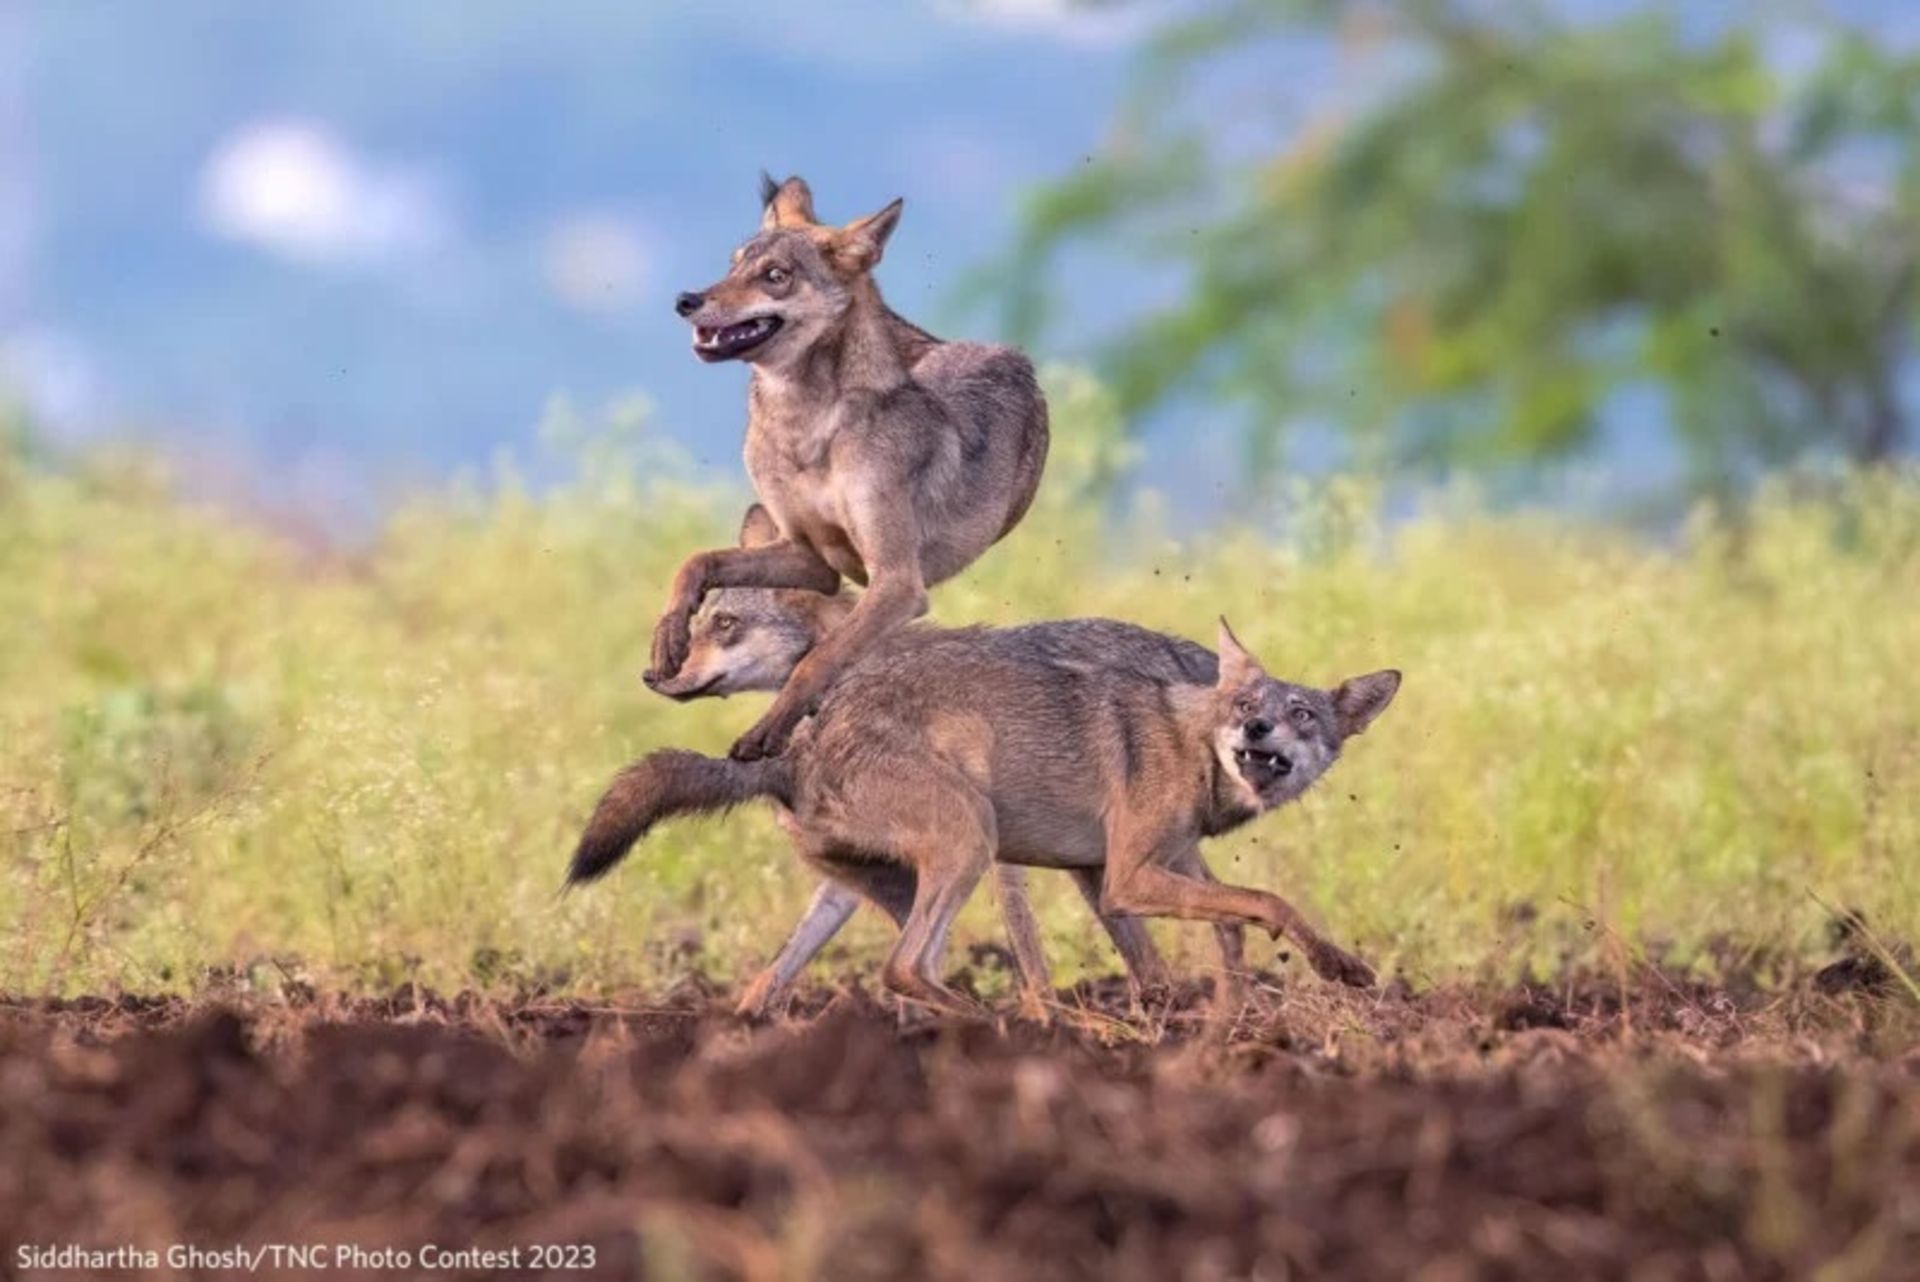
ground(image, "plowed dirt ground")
xmin=3 ymin=962 xmax=1918 ymax=1280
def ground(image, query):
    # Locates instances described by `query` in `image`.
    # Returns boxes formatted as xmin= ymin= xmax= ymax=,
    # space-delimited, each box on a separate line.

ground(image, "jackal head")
xmin=1210 ymin=618 xmax=1400 ymax=810
xmin=672 ymin=174 xmax=903 ymax=367
xmin=643 ymin=505 xmax=852 ymax=701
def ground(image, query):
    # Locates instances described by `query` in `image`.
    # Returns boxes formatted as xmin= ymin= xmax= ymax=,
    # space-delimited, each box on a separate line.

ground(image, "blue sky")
xmin=2 ymin=2 xmax=1915 ymax=525
xmin=2 ymin=2 xmax=1151 ymax=522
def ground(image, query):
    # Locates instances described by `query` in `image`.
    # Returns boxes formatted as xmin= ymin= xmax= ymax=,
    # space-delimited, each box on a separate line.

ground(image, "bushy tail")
xmin=568 ymin=749 xmax=792 ymax=887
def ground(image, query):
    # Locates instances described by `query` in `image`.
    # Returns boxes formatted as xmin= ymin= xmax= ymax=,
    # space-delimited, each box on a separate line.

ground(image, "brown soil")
xmin=2 ymin=970 xmax=1918 ymax=1280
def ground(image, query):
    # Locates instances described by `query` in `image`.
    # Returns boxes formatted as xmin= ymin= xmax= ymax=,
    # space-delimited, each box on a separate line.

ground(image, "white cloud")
xmin=197 ymin=119 xmax=454 ymax=265
xmin=935 ymin=0 xmax=1152 ymax=46
xmin=540 ymin=213 xmax=655 ymax=314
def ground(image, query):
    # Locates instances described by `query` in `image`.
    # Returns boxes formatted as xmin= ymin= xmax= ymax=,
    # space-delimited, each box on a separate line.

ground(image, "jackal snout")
xmin=642 ymin=588 xmax=842 ymax=700
xmin=677 ymin=173 xmax=904 ymax=367
xmin=641 ymin=505 xmax=853 ymax=700
xmin=1212 ymin=617 xmax=1401 ymax=809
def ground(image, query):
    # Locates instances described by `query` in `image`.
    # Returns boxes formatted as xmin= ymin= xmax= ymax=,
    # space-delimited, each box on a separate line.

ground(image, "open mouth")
xmin=646 ymin=671 xmax=724 ymax=702
xmin=692 ymin=316 xmax=783 ymax=361
xmin=1233 ymin=746 xmax=1293 ymax=790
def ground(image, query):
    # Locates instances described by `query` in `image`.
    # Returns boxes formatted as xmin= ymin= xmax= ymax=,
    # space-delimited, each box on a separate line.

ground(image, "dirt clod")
xmin=0 ymin=973 xmax=1915 ymax=1280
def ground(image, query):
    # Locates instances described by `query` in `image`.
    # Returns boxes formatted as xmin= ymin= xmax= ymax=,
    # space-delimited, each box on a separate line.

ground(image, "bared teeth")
xmin=692 ymin=317 xmax=777 ymax=353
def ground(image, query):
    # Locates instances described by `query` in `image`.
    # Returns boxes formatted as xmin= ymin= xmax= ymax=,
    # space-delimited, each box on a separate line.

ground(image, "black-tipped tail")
xmin=568 ymin=749 xmax=791 ymax=887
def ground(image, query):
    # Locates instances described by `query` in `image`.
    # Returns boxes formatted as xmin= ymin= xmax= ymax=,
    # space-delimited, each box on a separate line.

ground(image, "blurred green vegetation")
xmin=2 ymin=380 xmax=1917 ymax=998
xmin=981 ymin=1 xmax=1920 ymax=491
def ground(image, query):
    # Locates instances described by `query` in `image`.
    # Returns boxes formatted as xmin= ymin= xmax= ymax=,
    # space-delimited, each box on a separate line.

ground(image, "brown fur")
xmin=575 ymin=607 xmax=1400 ymax=1016
xmin=637 ymin=528 xmax=1179 ymax=1018
xmin=569 ymin=751 xmax=790 ymax=885
xmin=648 ymin=175 xmax=1049 ymax=762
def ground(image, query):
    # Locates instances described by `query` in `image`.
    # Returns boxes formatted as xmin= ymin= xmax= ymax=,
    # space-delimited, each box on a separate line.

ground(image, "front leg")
xmin=645 ymin=540 xmax=840 ymax=681
xmin=731 ymin=489 xmax=927 ymax=760
xmin=730 ymin=569 xmax=926 ymax=759
xmin=1100 ymin=821 xmax=1373 ymax=990
xmin=1164 ymin=845 xmax=1250 ymax=1015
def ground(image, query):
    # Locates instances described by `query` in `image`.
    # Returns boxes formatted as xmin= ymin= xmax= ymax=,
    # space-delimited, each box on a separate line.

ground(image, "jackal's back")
xmin=913 ymin=340 xmax=1049 ymax=545
xmin=791 ymin=619 xmax=1220 ymax=867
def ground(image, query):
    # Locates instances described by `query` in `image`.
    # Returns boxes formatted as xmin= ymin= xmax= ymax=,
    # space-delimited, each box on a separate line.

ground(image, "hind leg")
xmin=886 ymin=862 xmax=990 ymax=1017
xmin=882 ymin=803 xmax=996 ymax=1018
xmin=736 ymin=880 xmax=860 ymax=1019
xmin=814 ymin=856 xmax=917 ymax=928
xmin=805 ymin=759 xmax=997 ymax=1017
xmin=806 ymin=861 xmax=1055 ymax=1021
xmin=736 ymin=857 xmax=918 ymax=1018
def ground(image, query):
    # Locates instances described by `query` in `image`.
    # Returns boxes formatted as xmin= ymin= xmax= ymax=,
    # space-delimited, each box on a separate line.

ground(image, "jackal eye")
xmin=763 ymin=265 xmax=790 ymax=287
xmin=711 ymin=612 xmax=738 ymax=635
xmin=1290 ymin=705 xmax=1316 ymax=727
xmin=1233 ymin=696 xmax=1256 ymax=718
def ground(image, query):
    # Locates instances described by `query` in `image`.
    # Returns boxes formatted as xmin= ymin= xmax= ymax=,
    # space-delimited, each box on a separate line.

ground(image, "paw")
xmin=1309 ymin=944 xmax=1376 ymax=989
xmin=734 ymin=973 xmax=781 ymax=1021
xmin=1016 ymin=993 xmax=1055 ymax=1026
xmin=647 ymin=610 xmax=692 ymax=683
xmin=730 ymin=713 xmax=794 ymax=762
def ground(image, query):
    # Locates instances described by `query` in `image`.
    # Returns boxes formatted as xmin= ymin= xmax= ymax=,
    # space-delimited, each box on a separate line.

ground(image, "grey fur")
xmin=646 ymin=175 xmax=1049 ymax=763
xmin=634 ymin=526 xmax=1189 ymax=1016
xmin=576 ymin=610 xmax=1399 ymax=1015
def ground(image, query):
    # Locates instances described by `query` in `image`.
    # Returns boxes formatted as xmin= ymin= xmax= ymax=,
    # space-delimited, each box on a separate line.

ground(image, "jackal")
xmin=578 ymin=586 xmax=1399 ymax=1015
xmin=639 ymin=508 xmax=1202 ymax=1016
xmin=650 ymin=174 xmax=1048 ymax=762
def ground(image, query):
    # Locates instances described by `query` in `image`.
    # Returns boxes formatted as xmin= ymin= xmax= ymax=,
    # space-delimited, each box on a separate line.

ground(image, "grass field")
xmin=3 ymin=381 xmax=1918 ymax=1001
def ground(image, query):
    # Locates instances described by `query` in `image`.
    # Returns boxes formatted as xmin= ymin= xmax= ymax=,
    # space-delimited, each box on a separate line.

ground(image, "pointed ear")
xmin=827 ymin=197 xmax=904 ymax=274
xmin=1215 ymin=616 xmax=1263 ymax=689
xmin=760 ymin=174 xmax=816 ymax=230
xmin=738 ymin=503 xmax=781 ymax=549
xmin=1333 ymin=670 xmax=1401 ymax=738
